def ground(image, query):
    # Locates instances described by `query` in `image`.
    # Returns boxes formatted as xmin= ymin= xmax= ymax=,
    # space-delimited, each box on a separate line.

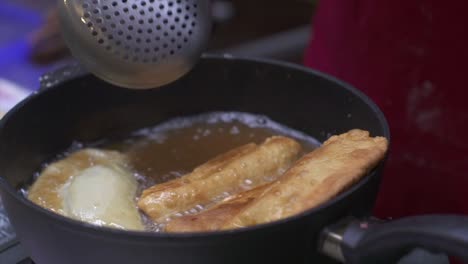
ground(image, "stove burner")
xmin=0 ymin=201 xmax=29 ymax=263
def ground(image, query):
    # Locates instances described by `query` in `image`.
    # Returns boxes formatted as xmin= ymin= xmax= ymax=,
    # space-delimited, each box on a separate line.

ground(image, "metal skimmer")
xmin=58 ymin=0 xmax=212 ymax=88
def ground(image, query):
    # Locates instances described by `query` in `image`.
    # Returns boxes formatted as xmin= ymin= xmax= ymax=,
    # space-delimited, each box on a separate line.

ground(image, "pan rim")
xmin=0 ymin=54 xmax=390 ymax=241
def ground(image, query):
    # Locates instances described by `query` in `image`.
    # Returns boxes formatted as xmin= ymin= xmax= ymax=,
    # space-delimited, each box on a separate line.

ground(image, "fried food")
xmin=138 ymin=136 xmax=301 ymax=222
xmin=165 ymin=184 xmax=271 ymax=232
xmin=221 ymin=129 xmax=388 ymax=229
xmin=63 ymin=164 xmax=144 ymax=230
xmin=28 ymin=148 xmax=144 ymax=230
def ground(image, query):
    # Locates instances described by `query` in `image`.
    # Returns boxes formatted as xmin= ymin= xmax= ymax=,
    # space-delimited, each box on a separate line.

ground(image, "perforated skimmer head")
xmin=58 ymin=0 xmax=212 ymax=89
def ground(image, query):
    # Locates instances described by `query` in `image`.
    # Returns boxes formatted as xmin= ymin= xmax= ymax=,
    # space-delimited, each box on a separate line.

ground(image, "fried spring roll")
xmin=223 ymin=129 xmax=388 ymax=230
xmin=165 ymin=184 xmax=272 ymax=232
xmin=138 ymin=136 xmax=301 ymax=222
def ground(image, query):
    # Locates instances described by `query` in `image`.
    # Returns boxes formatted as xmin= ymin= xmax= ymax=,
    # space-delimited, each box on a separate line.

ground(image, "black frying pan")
xmin=0 ymin=56 xmax=466 ymax=264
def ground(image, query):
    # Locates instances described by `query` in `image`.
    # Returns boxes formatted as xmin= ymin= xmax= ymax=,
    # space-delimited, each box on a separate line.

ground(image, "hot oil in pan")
xmin=109 ymin=112 xmax=320 ymax=190
xmin=105 ymin=112 xmax=321 ymax=231
xmin=24 ymin=112 xmax=320 ymax=232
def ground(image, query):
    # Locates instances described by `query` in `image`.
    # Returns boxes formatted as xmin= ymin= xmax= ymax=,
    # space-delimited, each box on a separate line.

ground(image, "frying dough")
xmin=138 ymin=136 xmax=301 ymax=222
xmin=222 ymin=129 xmax=388 ymax=229
xmin=63 ymin=165 xmax=143 ymax=230
xmin=28 ymin=148 xmax=143 ymax=230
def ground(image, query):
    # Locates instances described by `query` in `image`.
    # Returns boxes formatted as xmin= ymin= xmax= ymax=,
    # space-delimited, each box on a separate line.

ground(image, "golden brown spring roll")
xmin=165 ymin=183 xmax=272 ymax=232
xmin=138 ymin=136 xmax=301 ymax=222
xmin=222 ymin=129 xmax=388 ymax=230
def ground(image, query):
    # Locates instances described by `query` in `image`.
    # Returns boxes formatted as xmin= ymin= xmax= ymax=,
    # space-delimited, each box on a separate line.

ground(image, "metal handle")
xmin=320 ymin=215 xmax=468 ymax=264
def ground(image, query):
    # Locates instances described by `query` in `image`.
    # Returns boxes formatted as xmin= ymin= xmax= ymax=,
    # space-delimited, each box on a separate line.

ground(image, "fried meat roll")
xmin=138 ymin=136 xmax=301 ymax=222
xmin=165 ymin=184 xmax=271 ymax=232
xmin=222 ymin=129 xmax=388 ymax=229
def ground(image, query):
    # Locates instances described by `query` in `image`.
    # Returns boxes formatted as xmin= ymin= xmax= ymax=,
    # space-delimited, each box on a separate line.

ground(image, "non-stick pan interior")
xmin=0 ymin=56 xmax=390 ymax=264
xmin=0 ymin=56 xmax=389 ymax=192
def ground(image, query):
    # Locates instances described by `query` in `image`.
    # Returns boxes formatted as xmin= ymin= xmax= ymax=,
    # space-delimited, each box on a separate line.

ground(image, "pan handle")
xmin=319 ymin=215 xmax=468 ymax=264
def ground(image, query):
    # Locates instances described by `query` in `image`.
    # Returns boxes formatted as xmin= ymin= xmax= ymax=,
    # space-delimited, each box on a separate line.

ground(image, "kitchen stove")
xmin=0 ymin=202 xmax=30 ymax=263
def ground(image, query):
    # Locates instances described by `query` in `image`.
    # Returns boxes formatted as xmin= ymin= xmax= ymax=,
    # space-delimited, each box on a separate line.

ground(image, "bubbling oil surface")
xmin=108 ymin=112 xmax=321 ymax=231
xmin=29 ymin=112 xmax=321 ymax=232
xmin=108 ymin=112 xmax=320 ymax=190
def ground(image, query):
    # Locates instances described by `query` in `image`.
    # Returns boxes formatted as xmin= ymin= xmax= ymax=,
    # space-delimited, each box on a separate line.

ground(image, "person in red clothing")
xmin=305 ymin=2 xmax=467 ymax=262
xmin=305 ymin=0 xmax=468 ymax=217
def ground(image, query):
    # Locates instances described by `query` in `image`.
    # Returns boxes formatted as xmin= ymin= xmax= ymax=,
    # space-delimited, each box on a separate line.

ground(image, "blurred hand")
xmin=28 ymin=8 xmax=70 ymax=65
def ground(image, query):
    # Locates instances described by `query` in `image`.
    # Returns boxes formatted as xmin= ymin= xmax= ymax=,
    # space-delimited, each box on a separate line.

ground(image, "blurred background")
xmin=1 ymin=1 xmax=466 ymax=264
xmin=0 ymin=0 xmax=318 ymax=91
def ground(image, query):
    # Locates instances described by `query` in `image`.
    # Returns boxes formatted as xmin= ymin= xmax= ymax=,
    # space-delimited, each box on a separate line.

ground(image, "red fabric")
xmin=304 ymin=1 xmax=468 ymax=262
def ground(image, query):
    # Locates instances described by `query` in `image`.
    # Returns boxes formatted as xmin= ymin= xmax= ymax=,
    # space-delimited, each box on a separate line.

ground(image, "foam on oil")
xmin=27 ymin=112 xmax=321 ymax=232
